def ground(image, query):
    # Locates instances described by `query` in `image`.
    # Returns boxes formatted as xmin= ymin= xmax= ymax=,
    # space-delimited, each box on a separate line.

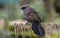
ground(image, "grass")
xmin=50 ymin=30 xmax=60 ymax=38
xmin=0 ymin=28 xmax=60 ymax=38
xmin=10 ymin=31 xmax=37 ymax=37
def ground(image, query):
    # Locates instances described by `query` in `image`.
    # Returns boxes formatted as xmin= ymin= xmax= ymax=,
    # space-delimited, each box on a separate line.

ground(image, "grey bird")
xmin=21 ymin=4 xmax=45 ymax=36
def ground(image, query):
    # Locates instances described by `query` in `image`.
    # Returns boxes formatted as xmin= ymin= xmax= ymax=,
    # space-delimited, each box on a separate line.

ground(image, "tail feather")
xmin=32 ymin=21 xmax=45 ymax=36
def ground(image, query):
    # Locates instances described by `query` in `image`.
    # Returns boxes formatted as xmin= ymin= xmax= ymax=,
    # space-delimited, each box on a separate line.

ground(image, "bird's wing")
xmin=29 ymin=12 xmax=41 ymax=22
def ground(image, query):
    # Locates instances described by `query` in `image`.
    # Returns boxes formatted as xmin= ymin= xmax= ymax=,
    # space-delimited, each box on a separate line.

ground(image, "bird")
xmin=21 ymin=4 xmax=45 ymax=36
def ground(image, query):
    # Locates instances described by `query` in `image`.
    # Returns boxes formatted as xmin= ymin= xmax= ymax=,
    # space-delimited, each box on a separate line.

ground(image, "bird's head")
xmin=21 ymin=4 xmax=30 ymax=10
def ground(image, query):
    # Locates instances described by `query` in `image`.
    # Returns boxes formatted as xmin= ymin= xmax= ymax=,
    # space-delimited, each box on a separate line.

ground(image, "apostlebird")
xmin=21 ymin=4 xmax=45 ymax=36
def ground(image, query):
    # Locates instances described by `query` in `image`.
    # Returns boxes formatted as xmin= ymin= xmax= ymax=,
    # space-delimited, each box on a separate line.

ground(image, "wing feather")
xmin=29 ymin=12 xmax=41 ymax=22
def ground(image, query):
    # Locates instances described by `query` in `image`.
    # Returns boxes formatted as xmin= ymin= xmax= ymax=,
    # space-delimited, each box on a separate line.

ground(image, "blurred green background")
xmin=0 ymin=0 xmax=60 ymax=38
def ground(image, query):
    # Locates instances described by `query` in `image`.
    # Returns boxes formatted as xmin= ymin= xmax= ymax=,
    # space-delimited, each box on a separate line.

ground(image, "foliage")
xmin=55 ymin=0 xmax=60 ymax=7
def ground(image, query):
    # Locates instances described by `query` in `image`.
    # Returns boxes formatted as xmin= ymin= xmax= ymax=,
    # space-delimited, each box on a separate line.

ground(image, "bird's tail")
xmin=32 ymin=21 xmax=45 ymax=36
